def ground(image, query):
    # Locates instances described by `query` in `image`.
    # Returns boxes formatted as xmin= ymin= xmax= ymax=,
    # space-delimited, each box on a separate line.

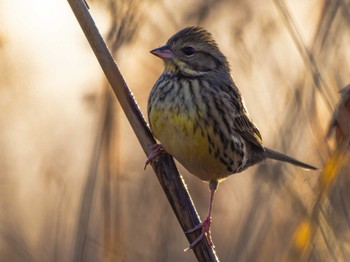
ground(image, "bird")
xmin=145 ymin=26 xmax=317 ymax=250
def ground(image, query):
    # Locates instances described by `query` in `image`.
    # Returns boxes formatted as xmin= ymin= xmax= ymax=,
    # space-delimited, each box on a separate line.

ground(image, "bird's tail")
xmin=264 ymin=147 xmax=317 ymax=170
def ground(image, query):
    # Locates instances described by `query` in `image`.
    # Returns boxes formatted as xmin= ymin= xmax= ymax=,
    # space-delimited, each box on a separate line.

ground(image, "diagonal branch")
xmin=66 ymin=0 xmax=218 ymax=261
xmin=273 ymin=0 xmax=333 ymax=111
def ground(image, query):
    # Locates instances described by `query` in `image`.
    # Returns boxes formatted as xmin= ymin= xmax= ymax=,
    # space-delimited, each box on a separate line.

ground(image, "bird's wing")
xmin=233 ymin=113 xmax=264 ymax=150
xmin=222 ymin=81 xmax=264 ymax=150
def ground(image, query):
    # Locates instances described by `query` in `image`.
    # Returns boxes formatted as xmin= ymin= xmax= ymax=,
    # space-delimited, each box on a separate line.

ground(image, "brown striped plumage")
xmin=147 ymin=26 xmax=316 ymax=250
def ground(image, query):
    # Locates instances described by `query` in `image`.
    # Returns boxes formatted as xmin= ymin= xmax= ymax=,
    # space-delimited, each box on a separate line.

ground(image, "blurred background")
xmin=0 ymin=0 xmax=349 ymax=261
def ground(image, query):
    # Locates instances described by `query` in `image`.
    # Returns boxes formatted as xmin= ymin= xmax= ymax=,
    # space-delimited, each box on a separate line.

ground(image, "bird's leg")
xmin=144 ymin=144 xmax=165 ymax=169
xmin=184 ymin=181 xmax=218 ymax=251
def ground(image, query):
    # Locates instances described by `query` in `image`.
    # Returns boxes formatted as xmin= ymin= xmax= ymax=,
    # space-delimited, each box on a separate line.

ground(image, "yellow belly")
xmin=150 ymin=107 xmax=230 ymax=182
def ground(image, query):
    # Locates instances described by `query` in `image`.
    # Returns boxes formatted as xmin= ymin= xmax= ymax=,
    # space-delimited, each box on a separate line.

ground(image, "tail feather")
xmin=264 ymin=147 xmax=317 ymax=170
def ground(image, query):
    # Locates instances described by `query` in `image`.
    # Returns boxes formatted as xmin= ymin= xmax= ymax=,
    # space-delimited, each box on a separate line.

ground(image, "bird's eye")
xmin=181 ymin=46 xmax=195 ymax=56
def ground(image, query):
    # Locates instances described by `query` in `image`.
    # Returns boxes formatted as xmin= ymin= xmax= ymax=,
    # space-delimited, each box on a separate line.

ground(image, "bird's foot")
xmin=184 ymin=215 xmax=213 ymax=251
xmin=144 ymin=144 xmax=165 ymax=170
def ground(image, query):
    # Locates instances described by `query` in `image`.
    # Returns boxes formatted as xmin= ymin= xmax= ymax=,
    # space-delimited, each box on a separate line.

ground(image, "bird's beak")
xmin=150 ymin=45 xmax=174 ymax=59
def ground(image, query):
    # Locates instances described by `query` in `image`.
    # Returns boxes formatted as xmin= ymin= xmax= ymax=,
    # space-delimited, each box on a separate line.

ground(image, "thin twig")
xmin=72 ymin=91 xmax=107 ymax=262
xmin=66 ymin=0 xmax=218 ymax=261
xmin=273 ymin=0 xmax=333 ymax=111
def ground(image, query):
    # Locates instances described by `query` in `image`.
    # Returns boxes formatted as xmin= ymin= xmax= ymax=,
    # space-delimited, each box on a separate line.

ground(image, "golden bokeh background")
xmin=0 ymin=0 xmax=349 ymax=261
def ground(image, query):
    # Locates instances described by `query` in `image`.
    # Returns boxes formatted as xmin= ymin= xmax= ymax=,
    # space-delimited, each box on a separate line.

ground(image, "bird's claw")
xmin=144 ymin=144 xmax=165 ymax=170
xmin=184 ymin=216 xmax=214 ymax=251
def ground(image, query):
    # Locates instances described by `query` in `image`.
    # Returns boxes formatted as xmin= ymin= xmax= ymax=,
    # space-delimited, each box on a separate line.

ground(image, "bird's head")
xmin=150 ymin=26 xmax=230 ymax=77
